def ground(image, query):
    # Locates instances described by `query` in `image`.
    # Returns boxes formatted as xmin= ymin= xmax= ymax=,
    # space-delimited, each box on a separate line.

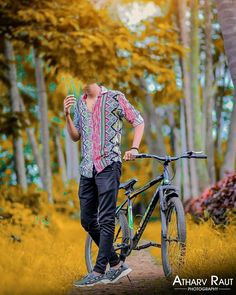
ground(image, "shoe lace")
xmin=83 ymin=272 xmax=93 ymax=279
xmin=106 ymin=268 xmax=117 ymax=278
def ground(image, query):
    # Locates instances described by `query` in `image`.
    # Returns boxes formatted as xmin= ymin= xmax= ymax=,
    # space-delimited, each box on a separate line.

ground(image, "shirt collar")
xmin=82 ymin=85 xmax=108 ymax=100
xmin=100 ymin=85 xmax=108 ymax=94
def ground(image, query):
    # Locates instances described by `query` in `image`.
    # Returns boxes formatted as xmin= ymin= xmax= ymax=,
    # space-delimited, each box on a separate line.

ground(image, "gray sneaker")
xmin=73 ymin=272 xmax=106 ymax=287
xmin=102 ymin=263 xmax=132 ymax=284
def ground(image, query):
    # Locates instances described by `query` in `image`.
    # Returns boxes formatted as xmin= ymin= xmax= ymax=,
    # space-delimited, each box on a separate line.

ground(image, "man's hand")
xmin=64 ymin=95 xmax=76 ymax=116
xmin=123 ymin=149 xmax=139 ymax=161
xmin=64 ymin=94 xmax=81 ymax=142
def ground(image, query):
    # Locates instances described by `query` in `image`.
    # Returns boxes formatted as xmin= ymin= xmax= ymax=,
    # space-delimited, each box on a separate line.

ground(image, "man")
xmin=64 ymin=83 xmax=145 ymax=287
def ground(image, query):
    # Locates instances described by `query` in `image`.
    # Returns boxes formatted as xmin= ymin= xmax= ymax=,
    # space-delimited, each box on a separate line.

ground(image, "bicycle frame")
xmin=86 ymin=151 xmax=205 ymax=272
xmin=115 ymin=163 xmax=179 ymax=252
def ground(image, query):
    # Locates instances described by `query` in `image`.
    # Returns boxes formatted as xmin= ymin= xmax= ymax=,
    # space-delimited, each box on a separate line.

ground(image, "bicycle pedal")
xmin=135 ymin=241 xmax=161 ymax=250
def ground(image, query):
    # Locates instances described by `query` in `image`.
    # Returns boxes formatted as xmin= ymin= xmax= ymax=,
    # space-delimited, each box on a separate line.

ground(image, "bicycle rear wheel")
xmin=161 ymin=196 xmax=186 ymax=277
xmin=85 ymin=210 xmax=130 ymax=273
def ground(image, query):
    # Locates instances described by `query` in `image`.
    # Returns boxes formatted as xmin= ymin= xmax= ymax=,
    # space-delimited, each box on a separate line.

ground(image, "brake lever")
xmin=185 ymin=150 xmax=203 ymax=156
xmin=192 ymin=150 xmax=203 ymax=154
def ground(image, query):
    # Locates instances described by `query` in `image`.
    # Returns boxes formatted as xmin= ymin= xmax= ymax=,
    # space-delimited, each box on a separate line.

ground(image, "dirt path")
xmin=67 ymin=246 xmax=165 ymax=295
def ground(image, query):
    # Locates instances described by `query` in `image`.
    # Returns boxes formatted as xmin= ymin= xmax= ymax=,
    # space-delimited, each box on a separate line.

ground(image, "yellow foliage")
xmin=0 ymin=198 xmax=86 ymax=295
xmin=0 ymin=214 xmax=87 ymax=294
xmin=143 ymin=215 xmax=236 ymax=277
xmin=1 ymin=173 xmax=235 ymax=295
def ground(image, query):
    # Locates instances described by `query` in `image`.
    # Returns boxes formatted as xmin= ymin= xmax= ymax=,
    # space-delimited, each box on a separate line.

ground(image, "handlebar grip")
xmin=191 ymin=155 xmax=208 ymax=159
xmin=135 ymin=154 xmax=146 ymax=158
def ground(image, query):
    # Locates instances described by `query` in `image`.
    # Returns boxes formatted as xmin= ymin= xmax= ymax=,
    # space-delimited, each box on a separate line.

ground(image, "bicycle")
xmin=85 ymin=150 xmax=207 ymax=277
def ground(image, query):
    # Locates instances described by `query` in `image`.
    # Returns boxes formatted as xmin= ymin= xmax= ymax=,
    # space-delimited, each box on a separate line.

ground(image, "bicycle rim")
xmin=161 ymin=196 xmax=186 ymax=277
xmin=85 ymin=211 xmax=130 ymax=273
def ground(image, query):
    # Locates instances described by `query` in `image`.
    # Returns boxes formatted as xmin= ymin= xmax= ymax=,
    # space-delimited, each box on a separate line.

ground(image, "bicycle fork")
xmin=160 ymin=185 xmax=179 ymax=239
xmin=160 ymin=187 xmax=168 ymax=240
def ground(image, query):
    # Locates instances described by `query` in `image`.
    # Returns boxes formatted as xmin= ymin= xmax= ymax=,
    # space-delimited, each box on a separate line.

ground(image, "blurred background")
xmin=0 ymin=0 xmax=235 ymax=294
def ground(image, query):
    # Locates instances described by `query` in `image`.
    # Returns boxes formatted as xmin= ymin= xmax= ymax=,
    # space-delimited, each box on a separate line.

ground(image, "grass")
xmin=0 ymin=180 xmax=87 ymax=295
xmin=0 ymin=183 xmax=236 ymax=294
xmin=0 ymin=209 xmax=87 ymax=295
xmin=142 ymin=215 xmax=236 ymax=278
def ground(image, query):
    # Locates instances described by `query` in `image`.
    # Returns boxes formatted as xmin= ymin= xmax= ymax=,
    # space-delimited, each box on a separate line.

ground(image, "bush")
xmin=185 ymin=172 xmax=236 ymax=225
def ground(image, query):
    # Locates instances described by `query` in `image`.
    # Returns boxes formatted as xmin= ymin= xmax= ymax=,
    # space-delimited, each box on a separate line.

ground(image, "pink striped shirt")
xmin=73 ymin=86 xmax=144 ymax=177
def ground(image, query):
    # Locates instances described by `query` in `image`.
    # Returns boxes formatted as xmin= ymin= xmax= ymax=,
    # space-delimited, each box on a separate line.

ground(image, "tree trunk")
xmin=173 ymin=128 xmax=181 ymax=189
xmin=154 ymin=108 xmax=166 ymax=156
xmin=190 ymin=0 xmax=210 ymax=191
xmin=55 ymin=128 xmax=68 ymax=184
xmin=177 ymin=0 xmax=199 ymax=197
xmin=18 ymin=96 xmax=44 ymax=187
xmin=214 ymin=93 xmax=224 ymax=180
xmin=142 ymin=108 xmax=157 ymax=177
xmin=140 ymin=78 xmax=166 ymax=156
xmin=33 ymin=48 xmax=53 ymax=203
xmin=166 ymin=105 xmax=175 ymax=154
xmin=180 ymin=100 xmax=191 ymax=199
xmin=139 ymin=78 xmax=166 ymax=178
xmin=4 ymin=38 xmax=27 ymax=190
xmin=216 ymin=0 xmax=236 ymax=177
xmin=221 ymin=96 xmax=236 ymax=177
xmin=204 ymin=0 xmax=216 ymax=184
xmin=215 ymin=94 xmax=223 ymax=155
xmin=64 ymin=127 xmax=80 ymax=181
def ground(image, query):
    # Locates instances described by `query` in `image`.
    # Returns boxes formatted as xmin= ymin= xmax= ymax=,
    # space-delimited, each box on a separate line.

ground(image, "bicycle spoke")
xmin=86 ymin=212 xmax=130 ymax=271
xmin=114 ymin=226 xmax=122 ymax=242
xmin=166 ymin=206 xmax=185 ymax=274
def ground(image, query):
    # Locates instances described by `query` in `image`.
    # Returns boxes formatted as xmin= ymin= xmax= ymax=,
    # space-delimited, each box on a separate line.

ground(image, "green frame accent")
xmin=128 ymin=200 xmax=134 ymax=230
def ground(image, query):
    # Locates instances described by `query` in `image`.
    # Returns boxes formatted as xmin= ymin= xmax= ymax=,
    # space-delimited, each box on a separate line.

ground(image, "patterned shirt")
xmin=73 ymin=85 xmax=144 ymax=178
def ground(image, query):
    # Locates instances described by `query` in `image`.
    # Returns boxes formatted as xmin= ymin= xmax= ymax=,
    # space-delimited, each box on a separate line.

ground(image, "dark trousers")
xmin=78 ymin=161 xmax=122 ymax=274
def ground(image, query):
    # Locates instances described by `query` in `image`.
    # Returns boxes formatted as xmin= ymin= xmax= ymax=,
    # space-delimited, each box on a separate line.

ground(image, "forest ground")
xmin=67 ymin=243 xmax=184 ymax=295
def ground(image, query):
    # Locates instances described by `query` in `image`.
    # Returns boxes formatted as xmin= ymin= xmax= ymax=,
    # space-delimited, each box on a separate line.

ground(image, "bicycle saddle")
xmin=119 ymin=178 xmax=138 ymax=191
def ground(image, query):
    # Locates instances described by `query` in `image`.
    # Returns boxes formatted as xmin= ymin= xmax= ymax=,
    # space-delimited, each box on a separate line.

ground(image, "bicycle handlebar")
xmin=189 ymin=155 xmax=207 ymax=159
xmin=135 ymin=150 xmax=207 ymax=163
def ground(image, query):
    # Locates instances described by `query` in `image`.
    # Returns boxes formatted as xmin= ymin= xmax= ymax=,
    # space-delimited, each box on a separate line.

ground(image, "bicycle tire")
xmin=85 ymin=210 xmax=130 ymax=273
xmin=161 ymin=196 xmax=186 ymax=277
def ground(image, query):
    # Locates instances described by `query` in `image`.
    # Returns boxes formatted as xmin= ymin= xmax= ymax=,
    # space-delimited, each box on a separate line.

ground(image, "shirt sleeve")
xmin=118 ymin=93 xmax=144 ymax=127
xmin=72 ymin=101 xmax=81 ymax=134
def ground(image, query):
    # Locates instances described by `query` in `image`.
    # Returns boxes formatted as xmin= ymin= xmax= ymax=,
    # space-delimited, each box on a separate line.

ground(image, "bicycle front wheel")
xmin=161 ymin=196 xmax=186 ymax=277
xmin=85 ymin=210 xmax=130 ymax=273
